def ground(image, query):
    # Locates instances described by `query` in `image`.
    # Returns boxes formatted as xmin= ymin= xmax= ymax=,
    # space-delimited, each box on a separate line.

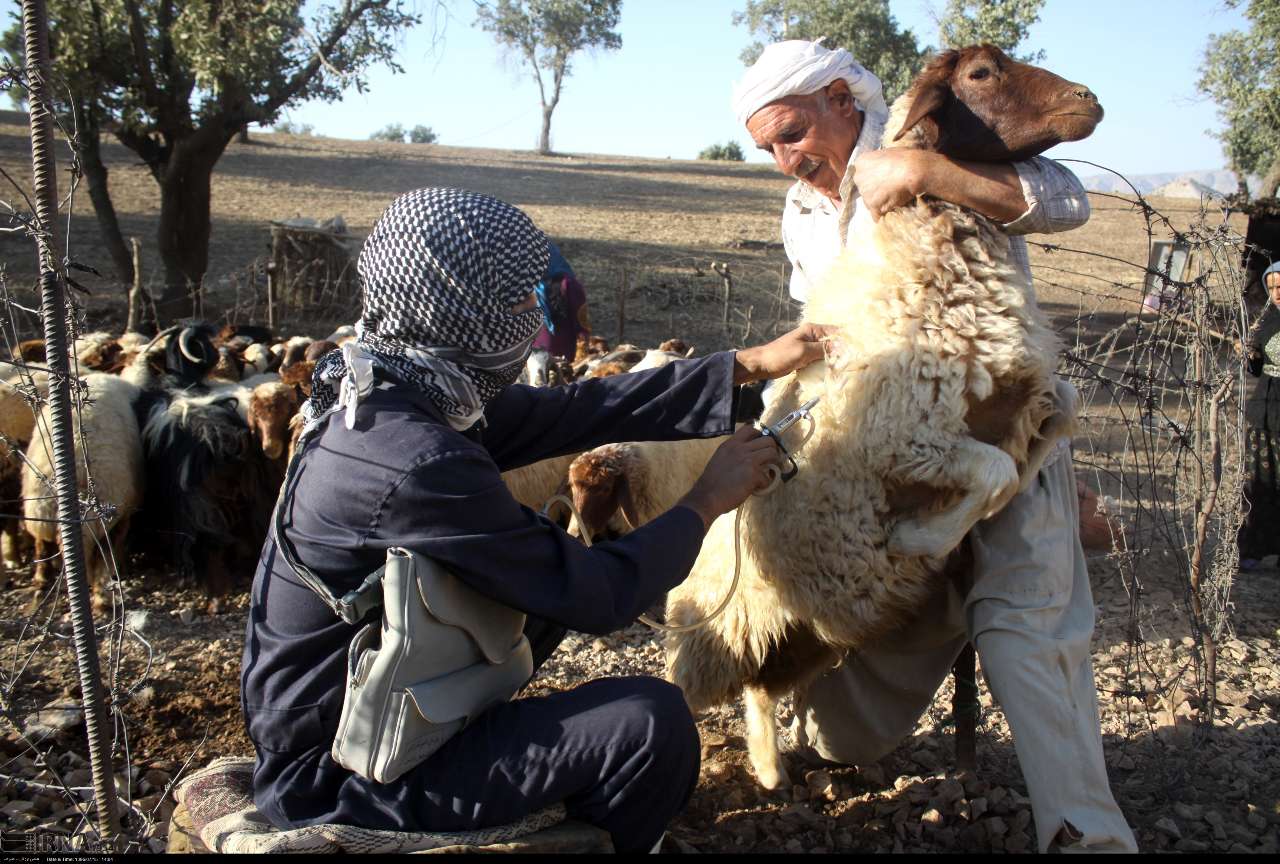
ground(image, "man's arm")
xmin=851 ymin=151 xmax=1090 ymax=234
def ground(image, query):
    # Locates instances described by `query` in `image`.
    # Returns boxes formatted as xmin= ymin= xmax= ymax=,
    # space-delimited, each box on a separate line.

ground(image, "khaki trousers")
xmin=792 ymin=445 xmax=1138 ymax=853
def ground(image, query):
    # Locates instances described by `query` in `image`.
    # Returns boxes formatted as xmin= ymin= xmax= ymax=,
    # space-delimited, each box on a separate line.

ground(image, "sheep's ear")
xmin=618 ymin=473 xmax=641 ymax=531
xmin=893 ymin=52 xmax=958 ymax=143
xmin=893 ymin=79 xmax=949 ymax=143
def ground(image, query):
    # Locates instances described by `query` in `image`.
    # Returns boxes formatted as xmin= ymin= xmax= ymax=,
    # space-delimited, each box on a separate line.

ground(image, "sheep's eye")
xmin=970 ymin=67 xmax=991 ymax=81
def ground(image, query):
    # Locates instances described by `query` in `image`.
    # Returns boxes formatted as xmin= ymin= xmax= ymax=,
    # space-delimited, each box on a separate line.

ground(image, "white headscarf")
xmin=732 ymin=39 xmax=889 ymax=129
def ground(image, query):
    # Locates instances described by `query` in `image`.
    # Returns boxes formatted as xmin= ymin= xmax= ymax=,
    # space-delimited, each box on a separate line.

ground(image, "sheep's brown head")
xmin=891 ymin=44 xmax=1103 ymax=162
xmin=248 ymin=381 xmax=302 ymax=461
xmin=566 ymin=448 xmax=640 ymax=543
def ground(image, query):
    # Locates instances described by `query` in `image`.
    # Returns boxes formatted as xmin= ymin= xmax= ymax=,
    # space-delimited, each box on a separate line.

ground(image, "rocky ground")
xmin=0 ymin=546 xmax=1276 ymax=854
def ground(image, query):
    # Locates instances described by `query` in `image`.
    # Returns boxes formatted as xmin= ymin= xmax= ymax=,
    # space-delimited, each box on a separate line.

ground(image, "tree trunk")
xmin=237 ymin=124 xmax=250 ymax=144
xmin=154 ymin=131 xmax=231 ymax=325
xmin=78 ymin=103 xmax=135 ymax=287
xmin=539 ymin=104 xmax=553 ymax=155
xmin=1260 ymin=155 xmax=1280 ymax=200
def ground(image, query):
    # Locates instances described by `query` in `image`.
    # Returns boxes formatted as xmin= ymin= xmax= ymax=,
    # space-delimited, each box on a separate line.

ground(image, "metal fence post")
xmin=21 ymin=0 xmax=120 ymax=842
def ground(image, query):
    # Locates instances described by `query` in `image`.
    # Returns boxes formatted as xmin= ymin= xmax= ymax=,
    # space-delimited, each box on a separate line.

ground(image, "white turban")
xmin=732 ymin=39 xmax=889 ymax=129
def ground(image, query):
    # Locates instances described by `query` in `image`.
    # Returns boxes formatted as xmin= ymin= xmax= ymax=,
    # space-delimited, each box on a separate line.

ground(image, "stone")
xmin=934 ymin=827 xmax=957 ymax=848
xmin=935 ymin=778 xmax=964 ymax=805
xmin=1226 ymin=824 xmax=1257 ymax=846
xmin=986 ymin=816 xmax=1008 ymax=837
xmin=1173 ymin=802 xmax=1202 ymax=821
xmin=1004 ymin=831 xmax=1031 ymax=853
xmin=1154 ymin=817 xmax=1182 ymax=840
xmin=140 ymin=769 xmax=171 ymax=795
xmin=22 ymin=703 xmax=83 ymax=738
xmin=178 ymin=607 xmax=196 ymax=625
xmin=699 ymin=732 xmax=727 ymax=759
xmin=921 ymin=808 xmax=944 ymax=827
xmin=1011 ymin=808 xmax=1032 ymax=834
xmin=805 ymin=769 xmax=834 ymax=800
xmin=1203 ymin=810 xmax=1225 ymax=828
xmin=1246 ymin=809 xmax=1267 ymax=831
xmin=1175 ymin=838 xmax=1210 ymax=852
xmin=857 ymin=764 xmax=886 ymax=787
xmin=2 ymin=800 xmax=36 ymax=817
xmin=969 ymin=797 xmax=988 ymax=820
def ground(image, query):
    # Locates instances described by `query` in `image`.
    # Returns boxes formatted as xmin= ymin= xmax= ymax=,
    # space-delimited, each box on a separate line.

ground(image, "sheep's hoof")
xmin=750 ymin=755 xmax=792 ymax=792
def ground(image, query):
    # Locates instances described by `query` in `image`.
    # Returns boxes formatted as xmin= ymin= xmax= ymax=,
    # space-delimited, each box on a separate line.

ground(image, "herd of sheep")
xmin=0 ymin=325 xmax=707 ymax=616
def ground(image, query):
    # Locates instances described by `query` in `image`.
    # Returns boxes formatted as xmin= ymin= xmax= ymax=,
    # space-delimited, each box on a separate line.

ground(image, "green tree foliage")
xmin=1197 ymin=0 xmax=1280 ymax=199
xmin=3 ymin=0 xmax=421 ymax=325
xmin=408 ymin=124 xmax=439 ymax=144
xmin=698 ymin=141 xmax=745 ymax=161
xmin=936 ymin=0 xmax=1044 ymax=62
xmin=370 ymin=122 xmax=407 ymax=142
xmin=273 ymin=120 xmax=316 ymax=135
xmin=475 ymin=0 xmax=622 ymax=155
xmin=732 ymin=0 xmax=923 ymax=103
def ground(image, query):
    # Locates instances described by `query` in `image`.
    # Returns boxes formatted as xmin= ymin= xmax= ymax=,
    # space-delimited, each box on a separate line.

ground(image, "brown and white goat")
xmin=665 ymin=45 xmax=1103 ymax=789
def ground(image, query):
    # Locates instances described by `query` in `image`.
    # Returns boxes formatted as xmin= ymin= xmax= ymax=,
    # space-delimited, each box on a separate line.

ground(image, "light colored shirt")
xmin=779 ymin=115 xmax=1091 ymax=303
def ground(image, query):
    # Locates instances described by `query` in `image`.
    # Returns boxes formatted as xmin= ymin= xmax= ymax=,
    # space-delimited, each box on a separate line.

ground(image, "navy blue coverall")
xmin=240 ymin=352 xmax=739 ymax=853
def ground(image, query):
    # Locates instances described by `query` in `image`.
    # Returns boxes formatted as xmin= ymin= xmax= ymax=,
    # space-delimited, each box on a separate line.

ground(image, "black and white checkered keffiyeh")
xmin=300 ymin=188 xmax=550 ymax=438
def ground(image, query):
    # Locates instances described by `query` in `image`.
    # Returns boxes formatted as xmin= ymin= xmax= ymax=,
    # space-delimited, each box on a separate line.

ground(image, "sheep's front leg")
xmin=743 ymin=685 xmax=790 ymax=791
xmin=889 ymin=438 xmax=1019 ymax=559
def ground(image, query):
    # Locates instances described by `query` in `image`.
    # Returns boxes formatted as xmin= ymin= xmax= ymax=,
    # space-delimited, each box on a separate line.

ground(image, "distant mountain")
xmin=1079 ymin=169 xmax=1260 ymax=197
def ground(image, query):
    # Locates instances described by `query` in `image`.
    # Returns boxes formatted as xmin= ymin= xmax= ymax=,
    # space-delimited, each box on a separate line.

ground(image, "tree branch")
xmin=265 ymin=0 xmax=387 ymax=118
xmin=121 ymin=0 xmax=163 ymax=112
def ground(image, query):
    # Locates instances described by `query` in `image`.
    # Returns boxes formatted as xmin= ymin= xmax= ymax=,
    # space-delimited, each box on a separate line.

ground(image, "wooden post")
xmin=266 ymin=260 xmax=277 ymax=331
xmin=126 ymin=237 xmax=144 ymax=333
xmin=718 ymin=263 xmax=734 ymax=329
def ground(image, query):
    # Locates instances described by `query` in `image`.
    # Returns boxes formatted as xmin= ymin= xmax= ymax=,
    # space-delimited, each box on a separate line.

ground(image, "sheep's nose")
xmin=1071 ymin=86 xmax=1098 ymax=103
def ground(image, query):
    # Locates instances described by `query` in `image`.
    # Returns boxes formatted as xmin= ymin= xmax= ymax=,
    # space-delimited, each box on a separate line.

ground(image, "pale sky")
xmin=8 ymin=0 xmax=1255 ymax=177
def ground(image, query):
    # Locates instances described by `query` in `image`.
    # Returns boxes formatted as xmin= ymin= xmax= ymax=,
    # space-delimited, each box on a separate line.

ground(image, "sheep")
xmin=663 ymin=45 xmax=1103 ymax=790
xmin=1 ymin=369 xmax=48 ymax=573
xmin=21 ymin=373 xmax=144 ymax=614
xmin=247 ymin=379 xmax=302 ymax=461
xmin=523 ymin=348 xmax=552 ymax=387
xmin=500 ymin=453 xmax=581 ymax=516
xmin=325 ymin=325 xmax=357 ymax=344
xmin=242 ymin=342 xmax=277 ymax=377
xmin=625 ymin=348 xmax=692 ymax=375
xmin=136 ymin=383 xmax=278 ymax=612
xmin=304 ymin=340 xmax=339 ymax=363
xmin=564 ymin=437 xmax=727 ymax=542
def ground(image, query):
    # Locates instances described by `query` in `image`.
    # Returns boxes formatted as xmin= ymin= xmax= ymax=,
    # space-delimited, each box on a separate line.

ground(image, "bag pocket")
xmin=404 ymin=635 xmax=533 ymax=726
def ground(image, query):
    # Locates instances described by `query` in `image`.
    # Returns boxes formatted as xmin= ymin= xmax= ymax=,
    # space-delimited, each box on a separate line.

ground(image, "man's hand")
xmin=677 ymin=424 xmax=784 ymax=529
xmin=851 ymin=149 xmax=927 ymax=220
xmin=734 ymin=323 xmax=839 ymax=385
xmin=852 ymin=150 xmax=1028 ymax=224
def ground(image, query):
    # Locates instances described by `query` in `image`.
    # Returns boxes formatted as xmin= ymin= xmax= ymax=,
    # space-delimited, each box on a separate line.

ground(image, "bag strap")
xmin=271 ymin=434 xmax=385 ymax=625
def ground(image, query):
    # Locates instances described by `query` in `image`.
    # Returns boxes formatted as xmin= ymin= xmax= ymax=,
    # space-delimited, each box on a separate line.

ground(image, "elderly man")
xmin=733 ymin=41 xmax=1137 ymax=854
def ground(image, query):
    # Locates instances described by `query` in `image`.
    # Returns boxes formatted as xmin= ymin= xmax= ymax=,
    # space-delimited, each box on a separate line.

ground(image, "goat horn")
xmin=178 ymin=328 xmax=206 ymax=364
xmin=140 ymin=324 xmax=181 ymax=355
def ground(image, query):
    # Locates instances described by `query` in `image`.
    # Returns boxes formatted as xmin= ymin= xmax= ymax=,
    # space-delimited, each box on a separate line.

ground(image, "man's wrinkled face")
xmin=1267 ymin=271 xmax=1280 ymax=309
xmin=746 ymin=81 xmax=863 ymax=202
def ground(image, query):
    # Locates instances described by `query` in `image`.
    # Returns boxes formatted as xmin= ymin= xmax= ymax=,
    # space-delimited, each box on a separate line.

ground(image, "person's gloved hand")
xmin=733 ymin=323 xmax=839 ymax=384
xmin=677 ymin=424 xmax=783 ymax=529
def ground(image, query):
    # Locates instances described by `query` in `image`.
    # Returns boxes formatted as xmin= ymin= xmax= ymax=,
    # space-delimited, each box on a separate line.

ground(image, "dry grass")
xmin=0 ymin=108 xmax=1247 ymax=353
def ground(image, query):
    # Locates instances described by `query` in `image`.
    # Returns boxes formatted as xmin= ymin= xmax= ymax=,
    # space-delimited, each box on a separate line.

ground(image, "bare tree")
xmin=475 ymin=0 xmax=622 ymax=155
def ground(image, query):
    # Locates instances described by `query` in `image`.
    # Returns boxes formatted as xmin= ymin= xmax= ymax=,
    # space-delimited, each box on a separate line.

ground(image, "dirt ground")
xmin=0 ymin=112 xmax=1276 ymax=854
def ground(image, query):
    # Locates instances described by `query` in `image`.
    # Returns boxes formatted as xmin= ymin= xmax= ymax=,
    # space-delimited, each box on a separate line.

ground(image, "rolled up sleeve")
xmin=1002 ymin=157 xmax=1091 ymax=237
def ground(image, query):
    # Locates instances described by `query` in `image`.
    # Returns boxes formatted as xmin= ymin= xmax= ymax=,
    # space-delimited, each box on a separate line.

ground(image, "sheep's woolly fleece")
xmin=665 ymin=89 xmax=1062 ymax=711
